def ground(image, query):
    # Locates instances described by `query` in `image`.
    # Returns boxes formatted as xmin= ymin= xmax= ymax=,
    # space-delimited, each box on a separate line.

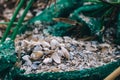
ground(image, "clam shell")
xmin=57 ymin=50 xmax=64 ymax=57
xmin=50 ymin=39 xmax=60 ymax=49
xmin=59 ymin=43 xmax=65 ymax=47
xmin=44 ymin=50 xmax=54 ymax=55
xmin=22 ymin=55 xmax=30 ymax=61
xmin=22 ymin=55 xmax=32 ymax=66
xmin=48 ymin=67 xmax=60 ymax=72
xmin=31 ymin=51 xmax=43 ymax=60
xmin=86 ymin=45 xmax=97 ymax=52
xmin=31 ymin=34 xmax=39 ymax=41
xmin=99 ymin=43 xmax=110 ymax=48
xmin=43 ymin=58 xmax=52 ymax=64
xmin=43 ymin=48 xmax=49 ymax=51
xmin=51 ymin=52 xmax=61 ymax=63
xmin=61 ymin=47 xmax=70 ymax=59
xmin=41 ymin=41 xmax=50 ymax=48
xmin=33 ymin=45 xmax=42 ymax=52
xmin=63 ymin=36 xmax=72 ymax=43
xmin=55 ymin=37 xmax=63 ymax=43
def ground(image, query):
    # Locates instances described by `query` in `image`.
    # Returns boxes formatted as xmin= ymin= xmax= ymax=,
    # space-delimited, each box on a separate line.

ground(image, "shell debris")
xmin=14 ymin=23 xmax=119 ymax=74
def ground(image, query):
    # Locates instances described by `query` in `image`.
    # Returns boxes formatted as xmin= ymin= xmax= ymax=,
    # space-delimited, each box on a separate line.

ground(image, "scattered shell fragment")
xmin=22 ymin=66 xmax=32 ymax=74
xmin=49 ymin=67 xmax=60 ymax=72
xmin=34 ymin=21 xmax=41 ymax=26
xmin=86 ymin=45 xmax=97 ymax=52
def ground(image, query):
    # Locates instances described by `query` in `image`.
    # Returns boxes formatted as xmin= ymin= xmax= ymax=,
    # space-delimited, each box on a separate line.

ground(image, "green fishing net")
xmin=0 ymin=40 xmax=17 ymax=79
xmin=12 ymin=60 xmax=120 ymax=80
xmin=0 ymin=0 xmax=120 ymax=80
xmin=28 ymin=0 xmax=120 ymax=44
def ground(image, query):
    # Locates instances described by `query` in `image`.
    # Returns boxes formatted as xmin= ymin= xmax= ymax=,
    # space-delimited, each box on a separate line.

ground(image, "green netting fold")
xmin=13 ymin=60 xmax=120 ymax=80
xmin=28 ymin=0 xmax=120 ymax=44
xmin=0 ymin=41 xmax=17 ymax=79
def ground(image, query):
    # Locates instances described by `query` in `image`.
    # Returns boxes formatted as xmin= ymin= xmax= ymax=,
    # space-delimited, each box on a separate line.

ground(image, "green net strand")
xmin=116 ymin=11 xmax=120 ymax=44
xmin=28 ymin=0 xmax=120 ymax=44
xmin=11 ymin=0 xmax=34 ymax=40
xmin=1 ymin=0 xmax=25 ymax=43
xmin=0 ymin=40 xmax=17 ymax=79
xmin=29 ymin=0 xmax=83 ymax=23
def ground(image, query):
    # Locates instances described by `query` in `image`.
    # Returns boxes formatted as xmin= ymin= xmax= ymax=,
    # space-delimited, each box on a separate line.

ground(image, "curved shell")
xmin=51 ymin=52 xmax=61 ymax=64
xmin=31 ymin=51 xmax=43 ymax=60
xmin=61 ymin=47 xmax=70 ymax=59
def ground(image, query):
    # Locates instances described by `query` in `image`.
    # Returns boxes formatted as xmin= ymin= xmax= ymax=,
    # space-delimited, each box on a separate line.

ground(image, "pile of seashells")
xmin=15 ymin=22 xmax=120 ymax=74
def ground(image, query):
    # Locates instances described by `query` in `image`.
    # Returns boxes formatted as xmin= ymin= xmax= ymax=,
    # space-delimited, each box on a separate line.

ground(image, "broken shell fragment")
xmin=44 ymin=50 xmax=54 ymax=55
xmin=22 ymin=55 xmax=30 ymax=61
xmin=99 ymin=43 xmax=110 ymax=48
xmin=14 ymin=24 xmax=119 ymax=73
xmin=22 ymin=55 xmax=32 ymax=66
xmin=49 ymin=67 xmax=60 ymax=72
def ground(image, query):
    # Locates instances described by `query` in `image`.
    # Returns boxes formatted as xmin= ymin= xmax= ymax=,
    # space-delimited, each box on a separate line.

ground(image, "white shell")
xmin=22 ymin=55 xmax=30 ymax=61
xmin=50 ymin=39 xmax=60 ymax=49
xmin=25 ymin=67 xmax=32 ymax=74
xmin=86 ymin=45 xmax=97 ymax=51
xmin=44 ymin=50 xmax=55 ymax=55
xmin=22 ymin=55 xmax=32 ymax=66
xmin=33 ymin=45 xmax=42 ymax=52
xmin=59 ymin=43 xmax=65 ymax=47
xmin=99 ymin=43 xmax=110 ymax=48
xmin=61 ymin=47 xmax=70 ymax=59
xmin=43 ymin=48 xmax=49 ymax=51
xmin=43 ymin=58 xmax=52 ymax=64
xmin=51 ymin=52 xmax=61 ymax=64
xmin=41 ymin=41 xmax=50 ymax=48
xmin=57 ymin=50 xmax=64 ymax=57
xmin=55 ymin=37 xmax=63 ymax=43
